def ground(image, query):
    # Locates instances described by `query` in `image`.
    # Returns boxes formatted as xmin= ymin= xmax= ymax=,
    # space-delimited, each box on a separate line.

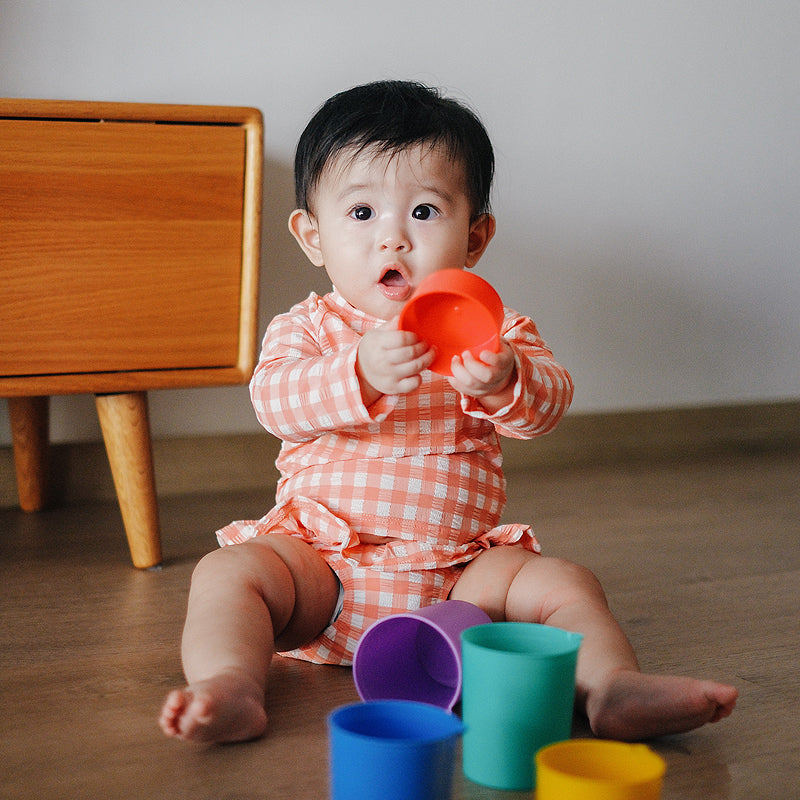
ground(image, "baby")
xmin=160 ymin=80 xmax=737 ymax=744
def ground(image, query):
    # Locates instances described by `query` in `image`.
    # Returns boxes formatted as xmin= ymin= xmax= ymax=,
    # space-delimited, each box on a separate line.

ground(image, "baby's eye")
xmin=350 ymin=206 xmax=374 ymax=221
xmin=412 ymin=204 xmax=439 ymax=220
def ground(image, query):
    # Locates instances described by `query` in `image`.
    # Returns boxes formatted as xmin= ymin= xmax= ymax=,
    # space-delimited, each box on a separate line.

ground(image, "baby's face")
xmin=297 ymin=143 xmax=489 ymax=320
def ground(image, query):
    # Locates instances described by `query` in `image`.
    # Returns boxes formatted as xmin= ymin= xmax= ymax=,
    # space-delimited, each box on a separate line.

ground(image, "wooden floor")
xmin=1 ymin=447 xmax=798 ymax=799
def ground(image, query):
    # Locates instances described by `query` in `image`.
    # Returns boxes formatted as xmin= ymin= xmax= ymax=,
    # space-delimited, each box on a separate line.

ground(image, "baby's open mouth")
xmin=381 ymin=269 xmax=406 ymax=287
xmin=378 ymin=267 xmax=413 ymax=302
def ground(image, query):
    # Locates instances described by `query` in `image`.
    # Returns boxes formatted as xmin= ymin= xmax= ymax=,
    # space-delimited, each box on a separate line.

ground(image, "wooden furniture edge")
xmin=238 ymin=109 xmax=264 ymax=379
xmin=0 ymin=97 xmax=263 ymax=126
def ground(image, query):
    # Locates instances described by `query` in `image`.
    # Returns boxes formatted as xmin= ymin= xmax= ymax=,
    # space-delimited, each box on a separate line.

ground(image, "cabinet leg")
xmin=95 ymin=392 xmax=163 ymax=569
xmin=8 ymin=396 xmax=50 ymax=512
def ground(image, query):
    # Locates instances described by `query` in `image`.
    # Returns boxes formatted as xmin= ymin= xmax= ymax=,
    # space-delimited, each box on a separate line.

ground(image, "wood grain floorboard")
xmin=1 ymin=449 xmax=797 ymax=799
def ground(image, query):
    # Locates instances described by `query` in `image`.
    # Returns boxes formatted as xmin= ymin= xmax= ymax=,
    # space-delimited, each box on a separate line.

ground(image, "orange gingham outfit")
xmin=217 ymin=289 xmax=573 ymax=665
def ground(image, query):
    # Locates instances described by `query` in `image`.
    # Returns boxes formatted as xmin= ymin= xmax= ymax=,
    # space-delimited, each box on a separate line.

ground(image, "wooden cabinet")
xmin=1 ymin=99 xmax=263 ymax=567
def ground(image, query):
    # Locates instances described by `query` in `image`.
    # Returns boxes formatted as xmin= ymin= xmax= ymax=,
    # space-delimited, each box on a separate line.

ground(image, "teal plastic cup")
xmin=328 ymin=700 xmax=464 ymax=800
xmin=460 ymin=622 xmax=583 ymax=791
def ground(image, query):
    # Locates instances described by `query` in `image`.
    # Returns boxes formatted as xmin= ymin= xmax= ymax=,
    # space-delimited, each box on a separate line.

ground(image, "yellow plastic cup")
xmin=536 ymin=739 xmax=666 ymax=800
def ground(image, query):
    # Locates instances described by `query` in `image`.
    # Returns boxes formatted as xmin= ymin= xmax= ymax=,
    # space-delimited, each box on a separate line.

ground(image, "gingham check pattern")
xmin=217 ymin=289 xmax=573 ymax=664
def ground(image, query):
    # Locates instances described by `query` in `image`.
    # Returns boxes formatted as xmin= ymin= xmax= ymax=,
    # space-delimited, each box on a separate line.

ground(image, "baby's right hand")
xmin=356 ymin=317 xmax=435 ymax=403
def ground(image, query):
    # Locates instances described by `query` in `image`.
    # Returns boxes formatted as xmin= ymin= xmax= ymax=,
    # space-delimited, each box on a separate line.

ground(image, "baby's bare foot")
xmin=159 ymin=670 xmax=267 ymax=744
xmin=587 ymin=669 xmax=738 ymax=741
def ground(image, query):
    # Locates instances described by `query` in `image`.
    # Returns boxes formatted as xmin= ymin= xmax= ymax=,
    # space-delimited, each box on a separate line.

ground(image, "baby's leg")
xmin=159 ymin=533 xmax=339 ymax=744
xmin=450 ymin=547 xmax=737 ymax=741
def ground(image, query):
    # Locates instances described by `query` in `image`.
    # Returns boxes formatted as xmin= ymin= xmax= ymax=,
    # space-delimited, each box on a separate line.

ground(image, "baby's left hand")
xmin=448 ymin=340 xmax=516 ymax=407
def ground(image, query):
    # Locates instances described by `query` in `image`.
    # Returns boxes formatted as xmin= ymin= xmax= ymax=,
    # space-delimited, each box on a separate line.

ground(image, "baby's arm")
xmin=458 ymin=311 xmax=574 ymax=439
xmin=447 ymin=341 xmax=517 ymax=414
xmin=250 ymin=311 xmax=403 ymax=442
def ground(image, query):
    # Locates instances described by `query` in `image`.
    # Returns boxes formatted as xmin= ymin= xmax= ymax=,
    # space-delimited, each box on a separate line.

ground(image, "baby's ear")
xmin=465 ymin=213 xmax=496 ymax=267
xmin=288 ymin=209 xmax=324 ymax=267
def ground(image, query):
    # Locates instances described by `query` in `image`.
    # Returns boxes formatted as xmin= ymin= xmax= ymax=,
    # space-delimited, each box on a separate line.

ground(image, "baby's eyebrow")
xmin=418 ymin=183 xmax=455 ymax=202
xmin=333 ymin=176 xmax=458 ymax=205
xmin=335 ymin=183 xmax=372 ymax=202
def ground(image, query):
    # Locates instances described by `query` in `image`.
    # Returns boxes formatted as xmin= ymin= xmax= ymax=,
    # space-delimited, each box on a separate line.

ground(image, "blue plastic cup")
xmin=461 ymin=622 xmax=583 ymax=791
xmin=328 ymin=700 xmax=464 ymax=800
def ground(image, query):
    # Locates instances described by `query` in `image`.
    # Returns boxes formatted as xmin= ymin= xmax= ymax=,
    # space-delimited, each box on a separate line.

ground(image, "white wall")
xmin=1 ymin=0 xmax=798 ymax=446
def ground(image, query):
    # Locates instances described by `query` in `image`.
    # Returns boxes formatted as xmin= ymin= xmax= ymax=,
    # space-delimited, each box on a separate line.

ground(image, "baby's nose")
xmin=379 ymin=221 xmax=410 ymax=252
xmin=380 ymin=235 xmax=408 ymax=252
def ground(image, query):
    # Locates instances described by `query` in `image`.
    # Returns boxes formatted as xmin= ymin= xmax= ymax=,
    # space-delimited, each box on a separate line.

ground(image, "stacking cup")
xmin=353 ymin=600 xmax=491 ymax=710
xmin=536 ymin=739 xmax=666 ymax=799
xmin=460 ymin=622 xmax=583 ymax=791
xmin=328 ymin=700 xmax=464 ymax=800
xmin=398 ymin=269 xmax=504 ymax=375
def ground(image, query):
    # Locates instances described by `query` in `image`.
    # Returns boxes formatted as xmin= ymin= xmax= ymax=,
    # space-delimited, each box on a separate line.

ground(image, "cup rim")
xmin=536 ymin=738 xmax=667 ymax=784
xmin=398 ymin=269 xmax=504 ymax=375
xmin=353 ymin=616 xmax=461 ymax=709
xmin=328 ymin=700 xmax=464 ymax=745
xmin=461 ymin=621 xmax=583 ymax=658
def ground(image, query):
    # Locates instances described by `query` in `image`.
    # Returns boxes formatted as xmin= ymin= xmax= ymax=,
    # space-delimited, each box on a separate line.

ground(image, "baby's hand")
xmin=448 ymin=341 xmax=516 ymax=410
xmin=356 ymin=318 xmax=435 ymax=404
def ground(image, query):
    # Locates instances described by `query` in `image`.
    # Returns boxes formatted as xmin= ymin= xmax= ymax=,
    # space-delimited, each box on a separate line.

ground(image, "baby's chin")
xmin=351 ymin=292 xmax=406 ymax=321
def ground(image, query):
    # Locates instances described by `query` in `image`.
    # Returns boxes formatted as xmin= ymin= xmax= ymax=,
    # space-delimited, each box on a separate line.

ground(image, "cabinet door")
xmin=1 ymin=118 xmax=246 ymax=378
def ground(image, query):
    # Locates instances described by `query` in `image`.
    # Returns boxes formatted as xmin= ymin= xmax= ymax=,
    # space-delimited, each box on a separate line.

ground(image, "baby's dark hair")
xmin=294 ymin=80 xmax=494 ymax=219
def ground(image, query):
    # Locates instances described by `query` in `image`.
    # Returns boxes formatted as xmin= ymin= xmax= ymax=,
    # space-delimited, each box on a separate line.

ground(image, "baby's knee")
xmin=188 ymin=547 xmax=239 ymax=595
xmin=538 ymin=556 xmax=608 ymax=607
xmin=550 ymin=556 xmax=601 ymax=585
xmin=190 ymin=539 xmax=291 ymax=590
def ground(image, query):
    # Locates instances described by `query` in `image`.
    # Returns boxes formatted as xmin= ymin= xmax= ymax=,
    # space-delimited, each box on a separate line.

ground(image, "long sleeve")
xmin=460 ymin=311 xmax=574 ymax=439
xmin=249 ymin=295 xmax=398 ymax=444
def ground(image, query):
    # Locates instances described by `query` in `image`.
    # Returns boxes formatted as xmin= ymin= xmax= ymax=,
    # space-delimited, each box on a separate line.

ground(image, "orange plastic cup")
xmin=398 ymin=269 xmax=504 ymax=375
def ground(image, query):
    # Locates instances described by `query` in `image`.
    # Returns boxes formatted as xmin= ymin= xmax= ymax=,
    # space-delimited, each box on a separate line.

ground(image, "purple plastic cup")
xmin=352 ymin=600 xmax=491 ymax=711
